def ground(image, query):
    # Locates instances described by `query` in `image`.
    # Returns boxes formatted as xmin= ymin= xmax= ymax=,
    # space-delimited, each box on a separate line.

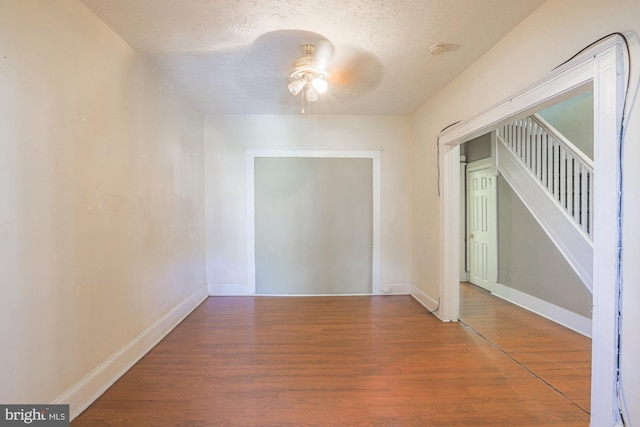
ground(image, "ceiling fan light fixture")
xmin=311 ymin=77 xmax=329 ymax=94
xmin=288 ymin=43 xmax=331 ymax=105
xmin=288 ymin=79 xmax=305 ymax=96
xmin=304 ymin=85 xmax=319 ymax=102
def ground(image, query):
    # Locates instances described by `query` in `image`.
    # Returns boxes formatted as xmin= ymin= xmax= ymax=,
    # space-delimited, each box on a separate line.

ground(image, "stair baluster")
xmin=497 ymin=114 xmax=593 ymax=241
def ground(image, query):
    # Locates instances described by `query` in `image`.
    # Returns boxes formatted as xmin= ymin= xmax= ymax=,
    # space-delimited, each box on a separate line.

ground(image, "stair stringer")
xmin=496 ymin=138 xmax=593 ymax=293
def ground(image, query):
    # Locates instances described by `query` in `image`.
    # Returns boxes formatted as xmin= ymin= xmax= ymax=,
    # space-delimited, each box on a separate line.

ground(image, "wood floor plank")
xmin=72 ymin=291 xmax=590 ymax=426
xmin=459 ymin=282 xmax=591 ymax=413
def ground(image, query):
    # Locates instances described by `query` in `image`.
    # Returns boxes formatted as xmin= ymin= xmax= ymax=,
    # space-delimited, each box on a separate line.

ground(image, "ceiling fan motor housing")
xmin=288 ymin=44 xmax=331 ymax=99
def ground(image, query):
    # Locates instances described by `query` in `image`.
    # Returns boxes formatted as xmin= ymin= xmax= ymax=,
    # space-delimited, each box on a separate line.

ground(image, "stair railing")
xmin=496 ymin=114 xmax=594 ymax=240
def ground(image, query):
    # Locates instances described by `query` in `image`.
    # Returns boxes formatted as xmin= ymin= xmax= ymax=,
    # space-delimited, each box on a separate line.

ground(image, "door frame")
xmin=246 ymin=148 xmax=382 ymax=295
xmin=437 ymin=36 xmax=626 ymax=425
xmin=466 ymin=158 xmax=498 ymax=290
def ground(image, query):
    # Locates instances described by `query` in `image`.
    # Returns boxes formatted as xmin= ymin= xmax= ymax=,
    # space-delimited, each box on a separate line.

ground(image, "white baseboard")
xmin=490 ymin=282 xmax=592 ymax=337
xmin=375 ymin=283 xmax=445 ymax=321
xmin=390 ymin=281 xmax=590 ymax=335
xmin=208 ymin=283 xmax=252 ymax=295
xmin=380 ymin=283 xmax=413 ymax=294
xmin=56 ymin=286 xmax=208 ymax=421
xmin=208 ymin=282 xmax=446 ymax=324
xmin=410 ymin=285 xmax=448 ymax=321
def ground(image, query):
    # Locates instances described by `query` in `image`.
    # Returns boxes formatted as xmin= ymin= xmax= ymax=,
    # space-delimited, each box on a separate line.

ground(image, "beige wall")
xmin=4 ymin=0 xmax=640 ymax=423
xmin=0 ymin=0 xmax=206 ymax=408
xmin=205 ymin=115 xmax=413 ymax=291
xmin=412 ymin=0 xmax=640 ymax=421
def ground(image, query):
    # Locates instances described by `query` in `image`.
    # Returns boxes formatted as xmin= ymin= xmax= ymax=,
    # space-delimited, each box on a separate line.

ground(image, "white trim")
xmin=253 ymin=293 xmax=377 ymax=297
xmin=439 ymin=143 xmax=461 ymax=321
xmin=208 ymin=283 xmax=252 ymax=296
xmin=466 ymin=157 xmax=494 ymax=173
xmin=438 ymin=38 xmax=608 ymax=146
xmin=459 ymin=162 xmax=469 ymax=281
xmin=410 ymin=285 xmax=446 ymax=321
xmin=245 ymin=147 xmax=382 ymax=158
xmin=591 ymin=41 xmax=626 ymax=426
xmin=438 ymin=36 xmax=625 ymax=425
xmin=248 ymin=283 xmax=413 ymax=297
xmin=381 ymin=283 xmax=414 ymax=294
xmin=488 ymin=282 xmax=592 ymax=338
xmin=408 ymin=281 xmax=591 ymax=336
xmin=246 ymin=149 xmax=256 ymax=295
xmin=489 ymin=131 xmax=498 ymax=176
xmin=246 ymin=148 xmax=382 ymax=295
xmin=372 ymin=155 xmax=382 ymax=294
xmin=57 ymin=287 xmax=208 ymax=421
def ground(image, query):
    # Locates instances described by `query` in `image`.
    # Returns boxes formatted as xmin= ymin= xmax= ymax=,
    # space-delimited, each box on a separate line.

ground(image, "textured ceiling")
xmin=80 ymin=0 xmax=546 ymax=115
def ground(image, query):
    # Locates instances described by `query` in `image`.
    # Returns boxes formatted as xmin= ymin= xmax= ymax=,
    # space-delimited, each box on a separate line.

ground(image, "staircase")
xmin=496 ymin=114 xmax=593 ymax=292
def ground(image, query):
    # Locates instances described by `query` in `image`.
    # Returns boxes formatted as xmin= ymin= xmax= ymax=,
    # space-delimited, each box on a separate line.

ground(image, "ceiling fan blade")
xmin=328 ymin=46 xmax=383 ymax=98
xmin=313 ymin=40 xmax=335 ymax=70
xmin=234 ymin=29 xmax=335 ymax=102
xmin=233 ymin=30 xmax=380 ymax=108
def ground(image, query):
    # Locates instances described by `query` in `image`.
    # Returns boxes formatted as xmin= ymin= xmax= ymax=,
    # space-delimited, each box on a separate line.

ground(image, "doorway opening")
xmin=458 ymin=90 xmax=597 ymax=413
xmin=459 ymin=88 xmax=595 ymax=334
xmin=439 ymin=37 xmax=626 ymax=425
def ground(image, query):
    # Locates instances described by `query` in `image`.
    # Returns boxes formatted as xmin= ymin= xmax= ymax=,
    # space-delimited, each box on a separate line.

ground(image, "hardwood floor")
xmin=72 ymin=288 xmax=591 ymax=426
xmin=459 ymin=282 xmax=591 ymax=414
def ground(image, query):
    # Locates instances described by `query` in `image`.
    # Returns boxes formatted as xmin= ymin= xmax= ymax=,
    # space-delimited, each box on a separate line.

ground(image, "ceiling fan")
xmin=235 ymin=30 xmax=383 ymax=113
xmin=287 ymin=43 xmax=331 ymax=103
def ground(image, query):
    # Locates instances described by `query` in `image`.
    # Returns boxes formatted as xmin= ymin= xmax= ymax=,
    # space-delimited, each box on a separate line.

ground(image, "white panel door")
xmin=467 ymin=167 xmax=497 ymax=289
